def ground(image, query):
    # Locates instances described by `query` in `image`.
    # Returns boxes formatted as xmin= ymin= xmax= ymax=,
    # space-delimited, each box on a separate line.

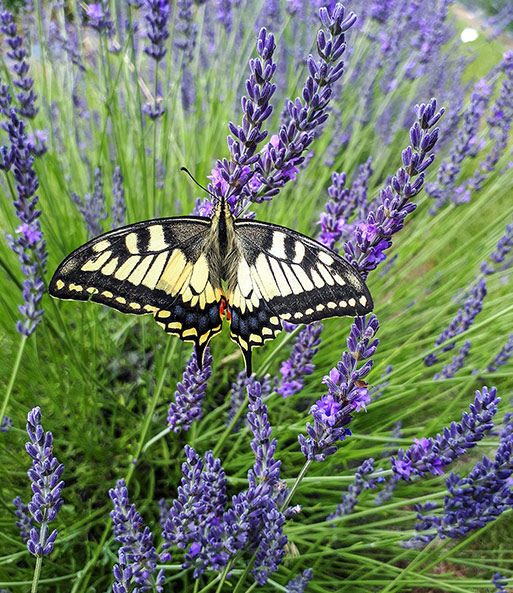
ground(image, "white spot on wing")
xmin=237 ymin=257 xmax=253 ymax=297
xmin=269 ymin=259 xmax=292 ymax=296
xmin=142 ymin=251 xmax=169 ymax=289
xmin=101 ymin=257 xmax=119 ymax=276
xmin=115 ymin=256 xmax=140 ymax=280
xmin=81 ymin=250 xmax=112 ymax=272
xmin=319 ymin=251 xmax=335 ymax=266
xmin=147 ymin=225 xmax=168 ymax=251
xmin=292 ymin=241 xmax=305 ymax=263
xmin=127 ymin=255 xmax=154 ymax=285
xmin=93 ymin=239 xmax=111 ymax=252
xmin=270 ymin=232 xmax=287 ymax=259
xmin=189 ymin=254 xmax=209 ymax=294
xmin=291 ymin=264 xmax=314 ymax=291
xmin=125 ymin=233 xmax=139 ymax=254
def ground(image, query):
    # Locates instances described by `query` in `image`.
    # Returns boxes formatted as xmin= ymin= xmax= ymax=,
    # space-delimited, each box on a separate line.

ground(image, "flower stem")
xmin=0 ymin=333 xmax=27 ymax=426
xmin=31 ymin=555 xmax=43 ymax=593
xmin=280 ymin=459 xmax=312 ymax=512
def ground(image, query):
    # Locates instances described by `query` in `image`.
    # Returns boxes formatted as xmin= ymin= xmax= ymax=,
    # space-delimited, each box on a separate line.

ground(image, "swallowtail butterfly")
xmin=49 ymin=195 xmax=373 ymax=375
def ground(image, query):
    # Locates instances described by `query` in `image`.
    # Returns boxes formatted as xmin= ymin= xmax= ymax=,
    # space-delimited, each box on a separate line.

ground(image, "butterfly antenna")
xmin=180 ymin=167 xmax=219 ymax=204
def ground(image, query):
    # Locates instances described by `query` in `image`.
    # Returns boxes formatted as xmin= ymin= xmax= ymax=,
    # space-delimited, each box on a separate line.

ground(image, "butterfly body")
xmin=50 ymin=196 xmax=373 ymax=374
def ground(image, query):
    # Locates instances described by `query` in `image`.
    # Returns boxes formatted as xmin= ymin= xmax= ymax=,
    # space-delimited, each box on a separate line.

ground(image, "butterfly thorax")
xmin=209 ymin=196 xmax=239 ymax=285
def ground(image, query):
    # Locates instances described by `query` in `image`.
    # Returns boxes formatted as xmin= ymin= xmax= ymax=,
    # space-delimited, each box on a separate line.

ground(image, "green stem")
xmin=31 ymin=555 xmax=43 ymax=593
xmin=1 ymin=333 xmax=27 ymax=426
xmin=280 ymin=459 xmax=312 ymax=512
xmin=125 ymin=338 xmax=176 ymax=485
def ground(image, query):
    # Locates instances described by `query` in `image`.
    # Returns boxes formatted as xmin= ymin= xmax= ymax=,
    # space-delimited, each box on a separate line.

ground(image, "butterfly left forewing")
xmin=233 ymin=219 xmax=373 ymax=325
xmin=49 ymin=217 xmax=224 ymax=365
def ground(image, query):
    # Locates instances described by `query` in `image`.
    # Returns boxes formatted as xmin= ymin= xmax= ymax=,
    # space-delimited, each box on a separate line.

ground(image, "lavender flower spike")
xmin=426 ymin=80 xmax=491 ymax=212
xmin=13 ymin=496 xmax=33 ymax=542
xmin=487 ymin=334 xmax=513 ymax=373
xmin=481 ymin=216 xmax=513 ymax=275
xmin=405 ymin=410 xmax=513 ymax=547
xmin=167 ymin=347 xmax=212 ymax=432
xmin=391 ymin=386 xmax=500 ymax=481
xmin=299 ymin=315 xmax=379 ymax=462
xmin=286 ymin=569 xmax=314 ymax=593
xmin=110 ymin=479 xmax=165 ymax=592
xmin=4 ymin=109 xmax=47 ymax=337
xmin=111 ymin=166 xmax=126 ymax=229
xmin=277 ymin=323 xmax=323 ymax=397
xmin=71 ymin=167 xmax=108 ymax=239
xmin=344 ymin=99 xmax=444 ymax=279
xmin=251 ymin=4 xmax=357 ymax=205
xmin=424 ymin=279 xmax=487 ymax=366
xmin=433 ymin=340 xmax=472 ymax=380
xmin=327 ymin=458 xmax=384 ymax=520
xmin=24 ymin=407 xmax=64 ymax=556
xmin=0 ymin=9 xmax=38 ymax=118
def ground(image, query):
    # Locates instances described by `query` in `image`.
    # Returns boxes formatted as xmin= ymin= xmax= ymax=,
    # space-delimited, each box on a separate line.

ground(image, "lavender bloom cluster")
xmin=433 ymin=340 xmax=472 ymax=381
xmin=109 ymin=479 xmax=165 ymax=592
xmin=426 ymin=80 xmax=491 ymax=212
xmin=0 ymin=9 xmax=38 ymax=118
xmin=344 ymin=99 xmax=443 ymax=279
xmin=286 ymin=569 xmax=314 ymax=593
xmin=299 ymin=315 xmax=379 ymax=462
xmin=16 ymin=407 xmax=65 ymax=557
xmin=424 ymin=279 xmax=487 ymax=366
xmin=250 ymin=5 xmax=357 ymax=204
xmin=327 ymin=458 xmax=384 ymax=520
xmin=463 ymin=52 xmax=513 ymax=196
xmin=167 ymin=346 xmax=212 ymax=432
xmin=317 ymin=158 xmax=373 ymax=252
xmin=111 ymin=166 xmax=127 ymax=229
xmin=144 ymin=0 xmax=170 ymax=62
xmin=211 ymin=26 xmax=277 ymax=213
xmin=277 ymin=323 xmax=323 ymax=397
xmin=493 ymin=572 xmax=508 ymax=593
xmin=210 ymin=4 xmax=356 ymax=215
xmin=85 ymin=2 xmax=115 ymax=38
xmin=487 ymin=334 xmax=513 ymax=373
xmin=405 ymin=411 xmax=513 ymax=547
xmin=227 ymin=371 xmax=271 ymax=430
xmin=71 ymin=168 xmax=108 ymax=239
xmin=391 ymin=387 xmax=500 ymax=481
xmin=481 ymin=217 xmax=513 ymax=276
xmin=3 ymin=109 xmax=47 ymax=337
xmin=162 ymin=381 xmax=287 ymax=584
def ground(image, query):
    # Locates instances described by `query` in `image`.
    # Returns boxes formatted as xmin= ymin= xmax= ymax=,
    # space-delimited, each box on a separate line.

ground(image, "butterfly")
xmin=49 ymin=194 xmax=373 ymax=375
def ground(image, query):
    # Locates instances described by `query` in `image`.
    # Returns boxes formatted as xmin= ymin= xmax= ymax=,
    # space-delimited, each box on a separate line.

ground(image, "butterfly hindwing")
xmin=232 ymin=218 xmax=373 ymax=324
xmin=49 ymin=217 xmax=224 ymax=360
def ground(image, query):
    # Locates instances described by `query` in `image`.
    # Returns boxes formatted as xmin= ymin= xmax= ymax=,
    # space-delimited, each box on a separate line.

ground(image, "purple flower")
xmin=71 ymin=167 xmax=108 ymax=238
xmin=405 ymin=410 xmax=513 ymax=547
xmin=111 ymin=166 xmax=126 ymax=229
xmin=250 ymin=5 xmax=357 ymax=205
xmin=481 ymin=217 xmax=513 ymax=275
xmin=162 ymin=381 xmax=287 ymax=583
xmin=13 ymin=496 xmax=33 ymax=542
xmin=299 ymin=315 xmax=379 ymax=462
xmin=493 ymin=572 xmax=508 ymax=593
xmin=317 ymin=159 xmax=373 ymax=251
xmin=23 ymin=407 xmax=64 ymax=557
xmin=0 ymin=9 xmax=38 ymax=118
xmin=391 ymin=387 xmax=500 ymax=481
xmin=487 ymin=334 xmax=513 ymax=373
xmin=426 ymin=80 xmax=491 ymax=212
xmin=327 ymin=458 xmax=385 ymax=520
xmin=213 ymin=27 xmax=277 ymax=212
xmin=344 ymin=99 xmax=443 ymax=279
xmin=461 ymin=52 xmax=513 ymax=197
xmin=4 ymin=109 xmax=47 ymax=337
xmin=286 ymin=569 xmax=314 ymax=593
xmin=109 ymin=479 xmax=165 ymax=591
xmin=86 ymin=1 xmax=115 ymax=36
xmin=227 ymin=371 xmax=271 ymax=430
xmin=433 ymin=340 xmax=472 ymax=381
xmin=1 ymin=415 xmax=12 ymax=432
xmin=167 ymin=347 xmax=212 ymax=432
xmin=277 ymin=323 xmax=323 ymax=397
xmin=424 ymin=279 xmax=487 ymax=366
xmin=144 ymin=0 xmax=170 ymax=61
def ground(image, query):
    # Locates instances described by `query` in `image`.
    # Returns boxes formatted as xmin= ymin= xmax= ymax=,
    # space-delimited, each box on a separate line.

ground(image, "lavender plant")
xmin=2 ymin=0 xmax=513 ymax=591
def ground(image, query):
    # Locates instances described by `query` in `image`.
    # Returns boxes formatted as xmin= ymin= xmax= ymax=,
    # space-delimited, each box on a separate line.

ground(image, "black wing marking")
xmin=233 ymin=219 xmax=373 ymax=326
xmin=49 ymin=217 xmax=223 ymax=365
